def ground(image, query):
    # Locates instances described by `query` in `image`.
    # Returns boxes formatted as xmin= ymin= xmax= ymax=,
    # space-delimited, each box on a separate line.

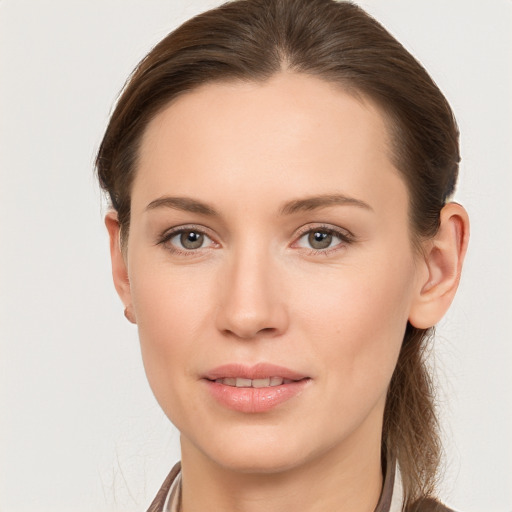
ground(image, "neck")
xmin=179 ymin=430 xmax=384 ymax=512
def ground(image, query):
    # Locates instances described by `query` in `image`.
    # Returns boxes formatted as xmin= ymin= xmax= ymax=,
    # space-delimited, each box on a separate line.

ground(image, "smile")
xmin=213 ymin=377 xmax=297 ymax=388
xmin=203 ymin=363 xmax=311 ymax=413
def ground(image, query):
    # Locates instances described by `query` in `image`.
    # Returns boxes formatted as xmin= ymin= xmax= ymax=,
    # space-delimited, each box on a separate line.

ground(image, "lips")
xmin=203 ymin=363 xmax=311 ymax=413
xmin=203 ymin=362 xmax=308 ymax=382
xmin=214 ymin=377 xmax=295 ymax=388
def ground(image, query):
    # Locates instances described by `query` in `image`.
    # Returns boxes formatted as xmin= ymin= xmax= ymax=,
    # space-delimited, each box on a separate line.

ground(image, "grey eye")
xmin=161 ymin=227 xmax=217 ymax=254
xmin=294 ymin=226 xmax=350 ymax=252
xmin=307 ymin=231 xmax=333 ymax=249
xmin=179 ymin=231 xmax=205 ymax=249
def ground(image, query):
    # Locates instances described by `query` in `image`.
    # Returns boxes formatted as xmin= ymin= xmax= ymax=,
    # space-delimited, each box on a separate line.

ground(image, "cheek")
xmin=294 ymin=250 xmax=416 ymax=390
xmin=134 ymin=275 xmax=214 ymax=337
xmin=127 ymin=257 xmax=218 ymax=411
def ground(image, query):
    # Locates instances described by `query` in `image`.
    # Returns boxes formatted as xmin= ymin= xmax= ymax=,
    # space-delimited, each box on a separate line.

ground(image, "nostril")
xmin=222 ymin=325 xmax=279 ymax=340
xmin=259 ymin=327 xmax=278 ymax=335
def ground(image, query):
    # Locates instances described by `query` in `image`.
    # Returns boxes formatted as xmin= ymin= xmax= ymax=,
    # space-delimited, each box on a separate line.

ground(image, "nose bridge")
xmin=216 ymin=237 xmax=287 ymax=339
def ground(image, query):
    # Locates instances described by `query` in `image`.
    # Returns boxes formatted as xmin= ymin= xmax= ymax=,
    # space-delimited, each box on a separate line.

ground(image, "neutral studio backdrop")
xmin=1 ymin=1 xmax=511 ymax=511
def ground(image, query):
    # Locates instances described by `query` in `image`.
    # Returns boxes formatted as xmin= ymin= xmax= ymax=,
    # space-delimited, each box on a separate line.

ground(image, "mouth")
xmin=211 ymin=377 xmax=300 ymax=388
xmin=202 ymin=363 xmax=311 ymax=413
xmin=203 ymin=362 xmax=309 ymax=383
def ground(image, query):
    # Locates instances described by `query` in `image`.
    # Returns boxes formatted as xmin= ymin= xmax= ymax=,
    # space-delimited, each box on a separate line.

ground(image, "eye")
xmin=158 ymin=226 xmax=217 ymax=253
xmin=305 ymin=230 xmax=335 ymax=250
xmin=173 ymin=230 xmax=207 ymax=250
xmin=293 ymin=226 xmax=353 ymax=253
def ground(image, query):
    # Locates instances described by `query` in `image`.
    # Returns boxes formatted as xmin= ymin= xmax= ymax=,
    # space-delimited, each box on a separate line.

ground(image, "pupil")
xmin=308 ymin=231 xmax=332 ymax=249
xmin=181 ymin=231 xmax=204 ymax=249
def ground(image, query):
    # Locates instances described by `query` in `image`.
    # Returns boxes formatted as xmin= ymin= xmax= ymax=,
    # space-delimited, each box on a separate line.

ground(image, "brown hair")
xmin=96 ymin=0 xmax=460 ymax=507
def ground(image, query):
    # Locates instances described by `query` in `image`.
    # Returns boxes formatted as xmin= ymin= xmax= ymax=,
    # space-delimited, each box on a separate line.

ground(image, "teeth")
xmin=214 ymin=376 xmax=292 ymax=388
xmin=252 ymin=378 xmax=270 ymax=388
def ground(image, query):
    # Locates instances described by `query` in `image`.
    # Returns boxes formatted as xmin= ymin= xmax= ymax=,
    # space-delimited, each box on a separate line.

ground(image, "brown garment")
xmin=147 ymin=463 xmax=181 ymax=512
xmin=407 ymin=498 xmax=456 ymax=512
xmin=146 ymin=460 xmax=455 ymax=512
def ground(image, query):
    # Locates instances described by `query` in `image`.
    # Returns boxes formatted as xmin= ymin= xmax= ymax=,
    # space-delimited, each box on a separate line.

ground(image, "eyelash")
xmin=157 ymin=224 xmax=355 ymax=256
xmin=292 ymin=224 xmax=355 ymax=256
xmin=157 ymin=224 xmax=218 ymax=256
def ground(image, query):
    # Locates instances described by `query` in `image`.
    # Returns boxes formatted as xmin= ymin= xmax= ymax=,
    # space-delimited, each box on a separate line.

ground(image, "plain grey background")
xmin=1 ymin=1 xmax=511 ymax=511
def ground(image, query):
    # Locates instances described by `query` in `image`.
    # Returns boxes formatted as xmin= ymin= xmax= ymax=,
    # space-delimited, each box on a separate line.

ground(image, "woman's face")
xmin=119 ymin=73 xmax=426 ymax=473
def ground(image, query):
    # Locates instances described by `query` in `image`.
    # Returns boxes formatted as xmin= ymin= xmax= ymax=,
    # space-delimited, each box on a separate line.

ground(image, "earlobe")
xmin=105 ymin=211 xmax=136 ymax=324
xmin=408 ymin=203 xmax=469 ymax=329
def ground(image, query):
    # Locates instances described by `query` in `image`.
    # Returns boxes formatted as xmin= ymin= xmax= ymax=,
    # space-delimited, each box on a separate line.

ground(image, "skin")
xmin=106 ymin=72 xmax=469 ymax=512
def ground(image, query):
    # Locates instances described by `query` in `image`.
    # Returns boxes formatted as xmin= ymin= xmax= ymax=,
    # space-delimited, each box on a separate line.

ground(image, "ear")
xmin=105 ymin=211 xmax=136 ymax=324
xmin=408 ymin=202 xmax=469 ymax=329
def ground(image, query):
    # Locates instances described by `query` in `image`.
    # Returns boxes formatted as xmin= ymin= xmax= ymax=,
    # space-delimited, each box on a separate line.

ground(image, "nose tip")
xmin=215 ymin=256 xmax=289 ymax=340
xmin=218 ymin=286 xmax=288 ymax=340
xmin=220 ymin=311 xmax=282 ymax=340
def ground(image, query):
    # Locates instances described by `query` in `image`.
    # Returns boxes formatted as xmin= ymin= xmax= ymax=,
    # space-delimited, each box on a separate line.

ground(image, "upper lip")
xmin=203 ymin=363 xmax=309 ymax=381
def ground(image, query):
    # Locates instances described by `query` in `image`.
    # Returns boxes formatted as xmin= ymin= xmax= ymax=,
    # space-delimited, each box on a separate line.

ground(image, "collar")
xmin=158 ymin=459 xmax=404 ymax=512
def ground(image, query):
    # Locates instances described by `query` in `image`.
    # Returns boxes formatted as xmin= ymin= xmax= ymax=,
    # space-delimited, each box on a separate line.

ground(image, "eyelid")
xmin=157 ymin=224 xmax=220 ymax=253
xmin=291 ymin=223 xmax=355 ymax=253
xmin=293 ymin=223 xmax=355 ymax=241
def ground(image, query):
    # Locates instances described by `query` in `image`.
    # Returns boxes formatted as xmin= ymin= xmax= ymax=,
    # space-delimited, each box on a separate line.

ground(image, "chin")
xmin=188 ymin=425 xmax=320 ymax=475
xmin=214 ymin=449 xmax=308 ymax=475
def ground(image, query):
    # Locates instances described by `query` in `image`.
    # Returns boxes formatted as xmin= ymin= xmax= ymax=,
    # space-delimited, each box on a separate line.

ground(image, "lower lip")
xmin=204 ymin=379 xmax=311 ymax=413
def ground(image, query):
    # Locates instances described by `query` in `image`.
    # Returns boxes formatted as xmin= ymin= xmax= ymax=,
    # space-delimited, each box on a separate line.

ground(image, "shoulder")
xmin=407 ymin=497 xmax=458 ymax=512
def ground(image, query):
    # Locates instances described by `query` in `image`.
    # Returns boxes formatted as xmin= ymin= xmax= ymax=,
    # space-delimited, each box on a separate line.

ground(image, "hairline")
xmin=120 ymin=71 xmax=425 ymax=252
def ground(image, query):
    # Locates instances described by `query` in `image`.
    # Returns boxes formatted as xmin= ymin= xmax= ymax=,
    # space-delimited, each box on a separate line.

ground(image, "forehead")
xmin=134 ymin=72 xmax=404 ymax=215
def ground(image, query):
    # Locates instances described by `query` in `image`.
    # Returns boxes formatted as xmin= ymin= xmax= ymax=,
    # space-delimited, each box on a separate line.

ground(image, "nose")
xmin=215 ymin=245 xmax=289 ymax=340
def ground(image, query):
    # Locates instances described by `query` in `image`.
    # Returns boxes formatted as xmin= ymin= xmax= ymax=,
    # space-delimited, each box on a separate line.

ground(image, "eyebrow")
xmin=279 ymin=194 xmax=373 ymax=215
xmin=145 ymin=196 xmax=218 ymax=216
xmin=145 ymin=193 xmax=373 ymax=217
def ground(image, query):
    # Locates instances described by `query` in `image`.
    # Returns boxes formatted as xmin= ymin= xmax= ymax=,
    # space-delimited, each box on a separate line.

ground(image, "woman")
xmin=96 ymin=0 xmax=469 ymax=510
